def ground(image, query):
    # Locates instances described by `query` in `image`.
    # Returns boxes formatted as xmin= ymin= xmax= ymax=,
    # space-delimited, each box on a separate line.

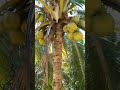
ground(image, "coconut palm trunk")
xmin=53 ymin=24 xmax=63 ymax=90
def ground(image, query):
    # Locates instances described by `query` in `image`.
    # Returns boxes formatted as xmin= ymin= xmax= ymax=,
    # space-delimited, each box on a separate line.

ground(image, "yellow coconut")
xmin=43 ymin=35 xmax=46 ymax=40
xmin=93 ymin=13 xmax=115 ymax=36
xmin=67 ymin=22 xmax=78 ymax=33
xmin=63 ymin=25 xmax=68 ymax=32
xmin=71 ymin=16 xmax=79 ymax=23
xmin=39 ymin=39 xmax=45 ymax=45
xmin=35 ymin=31 xmax=44 ymax=40
xmin=79 ymin=19 xmax=85 ymax=29
xmin=73 ymin=31 xmax=83 ymax=41
xmin=66 ymin=33 xmax=73 ymax=40
xmin=35 ymin=12 xmax=39 ymax=20
xmin=3 ymin=12 xmax=21 ymax=30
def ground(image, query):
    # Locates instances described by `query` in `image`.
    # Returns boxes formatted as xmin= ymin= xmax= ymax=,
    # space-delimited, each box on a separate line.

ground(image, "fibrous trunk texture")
xmin=53 ymin=24 xmax=62 ymax=90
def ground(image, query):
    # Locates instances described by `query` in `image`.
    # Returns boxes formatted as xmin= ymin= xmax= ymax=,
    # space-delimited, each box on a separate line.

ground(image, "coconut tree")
xmin=86 ymin=0 xmax=120 ymax=90
xmin=35 ymin=0 xmax=85 ymax=90
xmin=0 ymin=0 xmax=34 ymax=89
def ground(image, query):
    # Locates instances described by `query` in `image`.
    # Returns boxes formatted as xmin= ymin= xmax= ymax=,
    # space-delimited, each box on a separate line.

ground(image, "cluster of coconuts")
xmin=86 ymin=0 xmax=115 ymax=36
xmin=35 ymin=31 xmax=46 ymax=46
xmin=0 ymin=11 xmax=26 ymax=45
xmin=63 ymin=16 xmax=83 ymax=41
xmin=35 ymin=12 xmax=46 ymax=46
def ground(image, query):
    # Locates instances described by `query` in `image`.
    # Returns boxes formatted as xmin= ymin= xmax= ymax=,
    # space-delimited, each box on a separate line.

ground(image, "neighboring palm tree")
xmin=0 ymin=0 xmax=33 ymax=89
xmin=86 ymin=0 xmax=120 ymax=90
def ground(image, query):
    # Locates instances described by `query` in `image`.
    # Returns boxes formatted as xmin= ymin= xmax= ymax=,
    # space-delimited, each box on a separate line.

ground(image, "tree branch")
xmin=90 ymin=33 xmax=112 ymax=90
